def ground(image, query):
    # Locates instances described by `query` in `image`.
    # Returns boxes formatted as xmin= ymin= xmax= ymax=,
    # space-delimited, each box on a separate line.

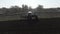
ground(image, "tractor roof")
xmin=28 ymin=11 xmax=32 ymax=13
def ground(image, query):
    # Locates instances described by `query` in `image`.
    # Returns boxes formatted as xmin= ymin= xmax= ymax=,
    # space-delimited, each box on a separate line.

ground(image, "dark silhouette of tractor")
xmin=27 ymin=11 xmax=38 ymax=20
xmin=26 ymin=11 xmax=39 ymax=26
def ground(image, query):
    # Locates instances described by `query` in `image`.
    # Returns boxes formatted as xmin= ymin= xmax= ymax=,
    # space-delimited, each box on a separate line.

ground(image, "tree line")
xmin=0 ymin=4 xmax=60 ymax=18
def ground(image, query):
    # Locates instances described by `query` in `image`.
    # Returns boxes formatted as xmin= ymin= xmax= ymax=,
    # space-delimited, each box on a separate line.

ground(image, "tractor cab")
xmin=27 ymin=11 xmax=38 ymax=20
xmin=28 ymin=11 xmax=32 ymax=16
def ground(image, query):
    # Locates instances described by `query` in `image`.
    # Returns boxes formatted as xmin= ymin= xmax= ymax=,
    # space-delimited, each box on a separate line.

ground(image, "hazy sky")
xmin=0 ymin=0 xmax=60 ymax=8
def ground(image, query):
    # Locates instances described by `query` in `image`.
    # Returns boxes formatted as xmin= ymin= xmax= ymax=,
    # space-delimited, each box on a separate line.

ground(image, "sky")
xmin=0 ymin=0 xmax=60 ymax=8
